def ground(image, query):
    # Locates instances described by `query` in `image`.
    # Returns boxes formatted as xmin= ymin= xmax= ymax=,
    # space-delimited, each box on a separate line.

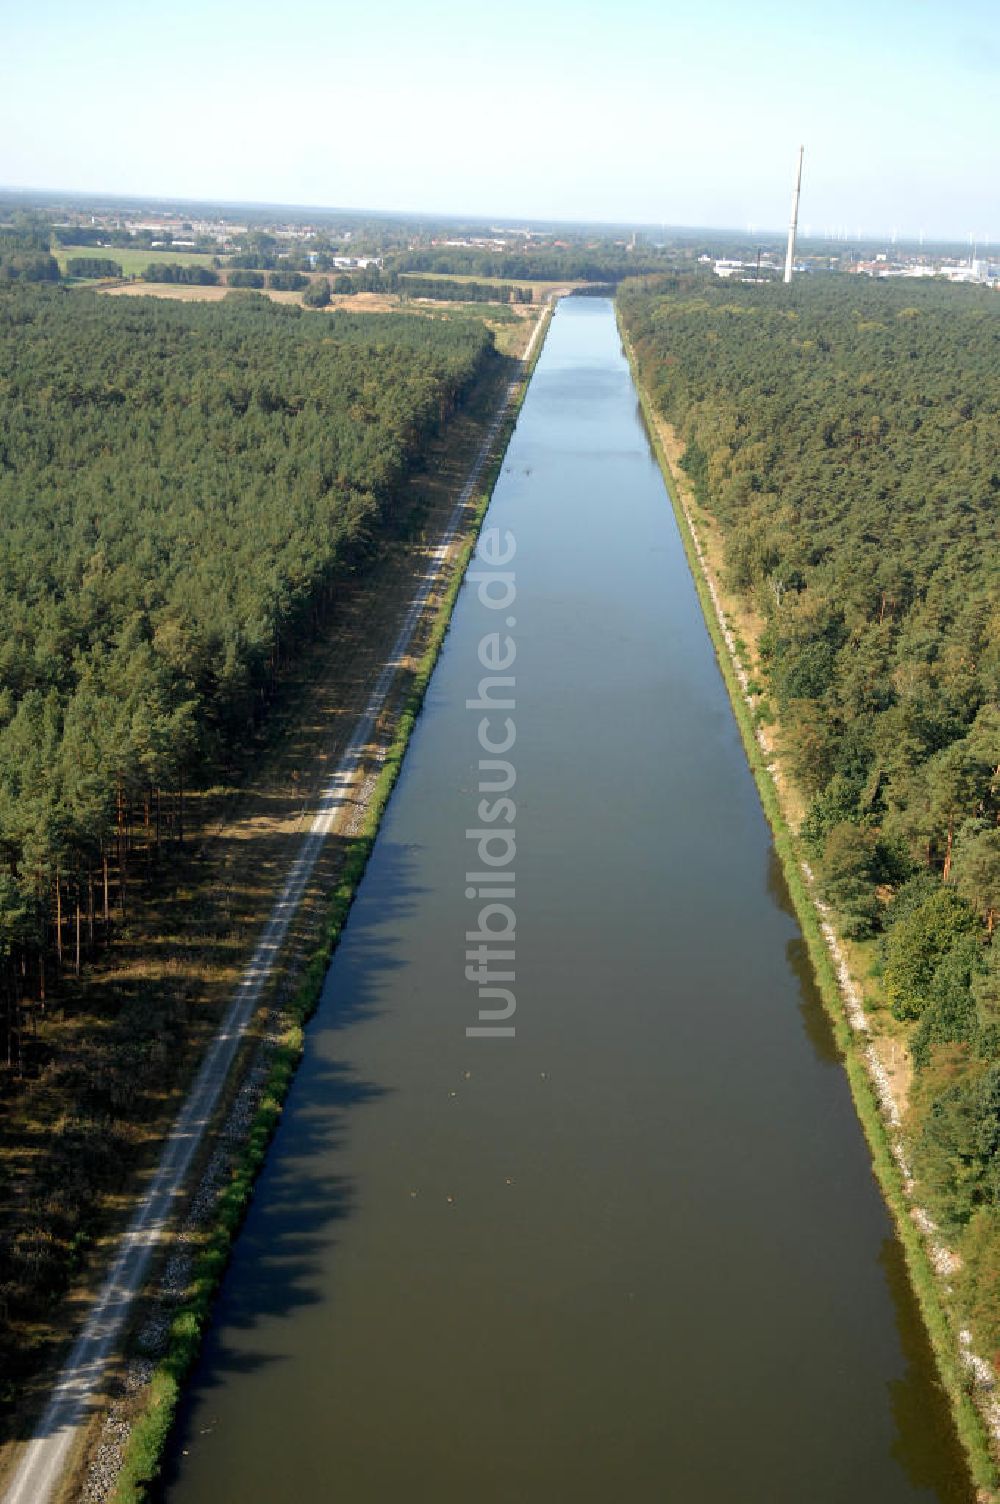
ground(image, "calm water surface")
xmin=163 ymin=299 xmax=971 ymax=1503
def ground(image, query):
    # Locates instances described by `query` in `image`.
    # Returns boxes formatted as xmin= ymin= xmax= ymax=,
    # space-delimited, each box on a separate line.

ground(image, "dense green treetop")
xmin=395 ymin=246 xmax=667 ymax=282
xmin=0 ymin=285 xmax=493 ymax=1058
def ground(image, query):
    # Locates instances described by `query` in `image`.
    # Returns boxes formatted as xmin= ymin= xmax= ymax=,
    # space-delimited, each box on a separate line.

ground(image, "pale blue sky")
xmin=2 ymin=0 xmax=997 ymax=238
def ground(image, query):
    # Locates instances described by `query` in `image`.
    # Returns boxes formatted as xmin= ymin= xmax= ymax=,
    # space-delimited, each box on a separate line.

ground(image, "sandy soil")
xmin=101 ymin=282 xmax=305 ymax=304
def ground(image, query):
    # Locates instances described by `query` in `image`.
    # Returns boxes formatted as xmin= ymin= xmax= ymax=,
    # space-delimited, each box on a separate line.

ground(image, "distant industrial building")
xmin=854 ymin=255 xmax=999 ymax=287
xmin=712 ymin=256 xmax=780 ymax=282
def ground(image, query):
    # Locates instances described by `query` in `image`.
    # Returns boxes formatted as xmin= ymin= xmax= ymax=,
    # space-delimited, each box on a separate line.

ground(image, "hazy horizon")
xmin=3 ymin=0 xmax=998 ymax=242
xmin=1 ymin=182 xmax=993 ymax=252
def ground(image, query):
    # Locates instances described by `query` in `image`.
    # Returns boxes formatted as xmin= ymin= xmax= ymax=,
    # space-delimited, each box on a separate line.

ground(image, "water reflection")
xmin=882 ymin=1238 xmax=977 ymax=1502
xmin=161 ymin=296 xmax=974 ymax=1504
xmin=765 ymin=845 xmax=844 ymax=1067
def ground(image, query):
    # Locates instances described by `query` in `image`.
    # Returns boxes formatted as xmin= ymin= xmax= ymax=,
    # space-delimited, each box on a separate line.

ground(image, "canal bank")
xmin=0 ymin=309 xmax=553 ymax=1504
xmin=618 ymin=307 xmax=997 ymax=1497
xmin=102 ymin=308 xmax=554 ymax=1504
xmin=160 ymin=298 xmax=974 ymax=1504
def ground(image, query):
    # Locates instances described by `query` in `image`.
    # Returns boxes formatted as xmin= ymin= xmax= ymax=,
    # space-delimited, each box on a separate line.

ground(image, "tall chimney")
xmin=783 ymin=145 xmax=804 ymax=284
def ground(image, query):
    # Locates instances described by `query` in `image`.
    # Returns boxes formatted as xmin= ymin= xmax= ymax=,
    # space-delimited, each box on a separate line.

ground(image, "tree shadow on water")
xmin=765 ymin=842 xmax=842 ymax=1067
xmin=880 ymin=1237 xmax=978 ymax=1503
xmin=765 ymin=844 xmax=975 ymax=1499
xmin=157 ymin=837 xmax=430 ymax=1487
xmin=308 ymin=834 xmax=428 ymax=1036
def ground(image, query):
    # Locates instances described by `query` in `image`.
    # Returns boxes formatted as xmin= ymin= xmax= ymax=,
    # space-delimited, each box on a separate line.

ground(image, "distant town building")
xmin=854 ymin=254 xmax=998 ymax=287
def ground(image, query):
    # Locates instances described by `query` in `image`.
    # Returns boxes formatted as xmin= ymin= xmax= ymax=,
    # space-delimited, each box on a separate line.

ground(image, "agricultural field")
xmin=103 ymin=281 xmax=305 ymax=304
xmin=55 ymin=244 xmax=223 ymax=277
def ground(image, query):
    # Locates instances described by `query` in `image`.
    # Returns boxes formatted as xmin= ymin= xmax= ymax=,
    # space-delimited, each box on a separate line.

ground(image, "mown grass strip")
xmin=618 ymin=309 xmax=998 ymax=1497
xmin=110 ymin=322 xmax=547 ymax=1503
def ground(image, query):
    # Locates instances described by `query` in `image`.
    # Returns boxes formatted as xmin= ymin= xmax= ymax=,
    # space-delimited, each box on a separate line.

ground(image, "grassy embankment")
xmin=617 ymin=310 xmax=999 ymax=1498
xmin=0 ymin=307 xmax=522 ymax=1434
xmin=0 ymin=309 xmax=539 ymax=1473
xmin=108 ymin=303 xmax=553 ymax=1503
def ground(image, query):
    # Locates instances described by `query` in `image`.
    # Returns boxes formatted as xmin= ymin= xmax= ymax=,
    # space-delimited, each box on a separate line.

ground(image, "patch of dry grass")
xmin=101 ymin=283 xmax=304 ymax=305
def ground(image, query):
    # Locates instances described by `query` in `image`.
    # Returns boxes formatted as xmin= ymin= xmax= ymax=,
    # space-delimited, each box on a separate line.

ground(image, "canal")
xmin=162 ymin=297 xmax=971 ymax=1503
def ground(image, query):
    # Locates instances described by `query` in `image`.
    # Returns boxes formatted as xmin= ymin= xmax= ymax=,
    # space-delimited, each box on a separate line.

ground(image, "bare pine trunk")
xmin=942 ymin=819 xmax=954 ymax=883
xmin=117 ymin=784 xmax=128 ymax=920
